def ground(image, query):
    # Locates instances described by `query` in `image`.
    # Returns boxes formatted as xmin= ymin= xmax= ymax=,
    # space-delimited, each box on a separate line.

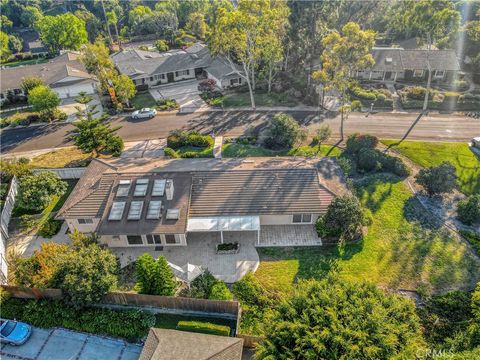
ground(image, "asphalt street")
xmin=1 ymin=110 xmax=479 ymax=154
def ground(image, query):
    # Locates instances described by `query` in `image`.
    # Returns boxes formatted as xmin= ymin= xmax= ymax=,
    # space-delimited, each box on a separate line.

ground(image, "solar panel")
xmin=109 ymin=202 xmax=126 ymax=220
xmin=134 ymin=179 xmax=149 ymax=196
xmin=116 ymin=180 xmax=131 ymax=197
xmin=146 ymin=201 xmax=162 ymax=219
xmin=166 ymin=208 xmax=180 ymax=220
xmin=127 ymin=201 xmax=144 ymax=220
xmin=152 ymin=179 xmax=166 ymax=196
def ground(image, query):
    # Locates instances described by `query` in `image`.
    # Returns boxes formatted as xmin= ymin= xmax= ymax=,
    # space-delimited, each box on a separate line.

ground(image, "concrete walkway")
xmin=213 ymin=136 xmax=223 ymax=158
xmin=120 ymin=139 xmax=166 ymax=159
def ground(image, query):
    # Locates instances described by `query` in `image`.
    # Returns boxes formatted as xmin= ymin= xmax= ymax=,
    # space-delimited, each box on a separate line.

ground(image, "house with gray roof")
xmin=356 ymin=47 xmax=461 ymax=83
xmin=111 ymin=43 xmax=244 ymax=90
xmin=0 ymin=52 xmax=97 ymax=104
xmin=139 ymin=328 xmax=244 ymax=360
xmin=57 ymin=156 xmax=343 ymax=250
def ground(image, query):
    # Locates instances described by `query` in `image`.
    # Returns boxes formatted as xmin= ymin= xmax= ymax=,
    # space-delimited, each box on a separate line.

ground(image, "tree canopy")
xmin=135 ymin=254 xmax=176 ymax=296
xmin=256 ymin=278 xmax=425 ymax=359
xmin=27 ymin=85 xmax=60 ymax=119
xmin=17 ymin=171 xmax=67 ymax=211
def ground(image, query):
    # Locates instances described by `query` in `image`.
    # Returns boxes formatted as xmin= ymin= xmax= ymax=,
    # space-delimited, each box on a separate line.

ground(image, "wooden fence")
xmin=0 ymin=176 xmax=18 ymax=284
xmin=1 ymin=286 xmax=239 ymax=319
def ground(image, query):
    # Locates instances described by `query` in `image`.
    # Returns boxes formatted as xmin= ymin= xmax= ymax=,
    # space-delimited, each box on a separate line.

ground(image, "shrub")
xmin=182 ymin=270 xmax=231 ymax=300
xmin=313 ymin=124 xmax=331 ymax=145
xmin=103 ymin=135 xmax=124 ymax=156
xmin=166 ymin=130 xmax=213 ymax=149
xmin=406 ymin=86 xmax=427 ymax=100
xmin=38 ymin=218 xmax=62 ymax=238
xmin=206 ymin=97 xmax=224 ymax=107
xmin=209 ymin=282 xmax=233 ymax=300
xmin=345 ymin=133 xmax=378 ymax=155
xmin=180 ymin=151 xmax=200 ymax=158
xmin=154 ymin=39 xmax=169 ymax=52
xmin=316 ymin=195 xmax=364 ymax=241
xmin=357 ymin=148 xmax=384 ymax=172
xmin=337 ymin=157 xmax=353 ymax=176
xmin=264 ymin=113 xmax=307 ymax=149
xmin=232 ymin=272 xmax=271 ymax=308
xmin=350 ymin=85 xmax=377 ymax=100
xmin=0 ymin=298 xmax=155 ymax=341
xmin=457 ymin=195 xmax=480 ymax=225
xmin=164 ymin=147 xmax=180 ymax=158
xmin=350 ymin=100 xmax=362 ymax=111
xmin=156 ymin=98 xmax=178 ymax=110
xmin=415 ymin=162 xmax=457 ymax=196
xmin=198 ymin=79 xmax=217 ymax=92
xmin=17 ymin=172 xmax=67 ymax=211
xmin=176 ymin=321 xmax=230 ymax=336
xmin=135 ymin=254 xmax=176 ymax=296
xmin=460 ymin=230 xmax=480 ymax=255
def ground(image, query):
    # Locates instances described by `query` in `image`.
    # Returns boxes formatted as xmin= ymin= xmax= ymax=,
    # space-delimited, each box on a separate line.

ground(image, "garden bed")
xmin=216 ymin=242 xmax=240 ymax=254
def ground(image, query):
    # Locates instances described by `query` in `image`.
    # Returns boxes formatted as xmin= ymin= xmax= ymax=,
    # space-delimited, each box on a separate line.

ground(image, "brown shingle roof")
xmin=189 ymin=169 xmax=334 ymax=216
xmin=139 ymin=329 xmax=243 ymax=360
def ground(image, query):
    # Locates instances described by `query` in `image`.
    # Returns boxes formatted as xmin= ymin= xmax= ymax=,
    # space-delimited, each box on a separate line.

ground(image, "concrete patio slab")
xmin=121 ymin=139 xmax=166 ymax=159
xmin=112 ymin=232 xmax=259 ymax=283
xmin=150 ymin=80 xmax=209 ymax=113
xmin=259 ymin=225 xmax=322 ymax=247
xmin=0 ymin=327 xmax=142 ymax=360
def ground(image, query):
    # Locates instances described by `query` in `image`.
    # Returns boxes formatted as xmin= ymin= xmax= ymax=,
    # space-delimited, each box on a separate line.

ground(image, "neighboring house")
xmin=111 ymin=43 xmax=243 ymax=90
xmin=0 ymin=52 xmax=97 ymax=104
xmin=139 ymin=328 xmax=243 ymax=360
xmin=355 ymin=47 xmax=461 ymax=83
xmin=57 ymin=157 xmax=339 ymax=249
xmin=19 ymin=29 xmax=48 ymax=55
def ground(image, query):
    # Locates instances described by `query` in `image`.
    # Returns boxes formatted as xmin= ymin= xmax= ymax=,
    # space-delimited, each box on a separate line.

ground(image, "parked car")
xmin=0 ymin=319 xmax=32 ymax=345
xmin=472 ymin=137 xmax=480 ymax=149
xmin=131 ymin=108 xmax=157 ymax=119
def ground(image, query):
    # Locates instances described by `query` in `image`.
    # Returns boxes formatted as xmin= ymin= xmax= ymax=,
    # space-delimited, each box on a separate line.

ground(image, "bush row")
xmin=0 ymin=110 xmax=67 ymax=128
xmin=0 ymin=297 xmax=155 ymax=341
xmin=166 ymin=130 xmax=214 ymax=149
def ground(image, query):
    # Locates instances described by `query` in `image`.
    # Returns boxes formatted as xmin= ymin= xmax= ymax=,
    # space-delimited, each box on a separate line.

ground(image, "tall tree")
xmin=135 ymin=254 xmax=176 ymax=296
xmin=0 ymin=31 xmax=11 ymax=61
xmin=35 ymin=13 xmax=88 ymax=54
xmin=313 ymin=22 xmax=375 ymax=140
xmin=27 ymin=85 xmax=61 ymax=120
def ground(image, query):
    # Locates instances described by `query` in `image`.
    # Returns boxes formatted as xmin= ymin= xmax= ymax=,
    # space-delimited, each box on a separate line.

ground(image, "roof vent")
xmin=385 ymin=57 xmax=393 ymax=64
xmin=166 ymin=208 xmax=180 ymax=220
xmin=166 ymin=179 xmax=174 ymax=201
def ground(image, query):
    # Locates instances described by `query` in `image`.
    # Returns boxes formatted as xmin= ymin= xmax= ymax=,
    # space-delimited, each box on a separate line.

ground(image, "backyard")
xmin=253 ymin=174 xmax=480 ymax=297
xmin=382 ymin=140 xmax=480 ymax=195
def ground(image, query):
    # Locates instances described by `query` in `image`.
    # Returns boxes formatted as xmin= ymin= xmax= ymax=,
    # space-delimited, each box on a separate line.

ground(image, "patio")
xmin=112 ymin=231 xmax=259 ymax=283
xmin=259 ymin=225 xmax=322 ymax=247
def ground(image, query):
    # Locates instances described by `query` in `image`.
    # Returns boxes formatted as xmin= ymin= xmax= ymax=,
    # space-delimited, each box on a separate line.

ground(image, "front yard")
xmin=29 ymin=148 xmax=97 ymax=168
xmin=253 ymin=174 xmax=480 ymax=297
xmin=381 ymin=140 xmax=480 ymax=195
xmin=131 ymin=92 xmax=157 ymax=109
xmin=222 ymin=143 xmax=341 ymax=157
xmin=222 ymin=91 xmax=298 ymax=108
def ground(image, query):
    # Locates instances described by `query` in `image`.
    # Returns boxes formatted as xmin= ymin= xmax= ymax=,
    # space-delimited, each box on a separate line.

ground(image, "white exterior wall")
xmin=260 ymin=214 xmax=320 ymax=225
xmin=54 ymin=81 xmax=96 ymax=99
xmin=99 ymin=233 xmax=187 ymax=247
xmin=174 ymin=68 xmax=195 ymax=81
xmin=207 ymin=72 xmax=223 ymax=89
xmin=66 ymin=218 xmax=100 ymax=233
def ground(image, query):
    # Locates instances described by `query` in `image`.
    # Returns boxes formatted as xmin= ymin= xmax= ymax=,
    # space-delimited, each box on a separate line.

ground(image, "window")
xmin=152 ymin=179 xmax=166 ymax=196
xmin=127 ymin=235 xmax=143 ymax=245
xmin=230 ymin=78 xmax=241 ymax=86
xmin=134 ymin=179 xmax=149 ymax=196
xmin=116 ymin=180 xmax=131 ymax=197
xmin=175 ymin=70 xmax=189 ymax=77
xmin=127 ymin=201 xmax=144 ymax=220
xmin=165 ymin=234 xmax=177 ymax=244
xmin=292 ymin=214 xmax=312 ymax=223
xmin=434 ymin=70 xmax=445 ymax=78
xmin=146 ymin=234 xmax=162 ymax=244
xmin=78 ymin=219 xmax=94 ymax=224
xmin=109 ymin=202 xmax=126 ymax=220
xmin=146 ymin=201 xmax=162 ymax=219
xmin=150 ymin=76 xmax=154 ymax=81
xmin=413 ymin=69 xmax=424 ymax=77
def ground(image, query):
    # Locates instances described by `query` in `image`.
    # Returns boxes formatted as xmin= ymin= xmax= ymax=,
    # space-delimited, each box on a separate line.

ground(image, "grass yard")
xmin=155 ymin=313 xmax=234 ymax=335
xmin=176 ymin=145 xmax=214 ymax=157
xmin=1 ymin=57 xmax=48 ymax=68
xmin=223 ymin=92 xmax=298 ymax=108
xmin=30 ymin=147 xmax=95 ymax=168
xmin=381 ymin=140 xmax=480 ymax=195
xmin=222 ymin=143 xmax=341 ymax=157
xmin=254 ymin=174 xmax=480 ymax=297
xmin=131 ymin=92 xmax=157 ymax=109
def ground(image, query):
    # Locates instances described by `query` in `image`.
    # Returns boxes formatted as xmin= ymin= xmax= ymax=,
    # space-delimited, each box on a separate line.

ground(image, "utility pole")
xmin=423 ymin=33 xmax=432 ymax=112
xmin=100 ymin=0 xmax=113 ymax=45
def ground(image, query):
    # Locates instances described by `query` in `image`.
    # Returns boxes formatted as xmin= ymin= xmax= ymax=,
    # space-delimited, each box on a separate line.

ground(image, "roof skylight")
xmin=109 ymin=202 xmax=126 ymax=220
xmin=116 ymin=180 xmax=131 ymax=197
xmin=166 ymin=208 xmax=180 ymax=220
xmin=146 ymin=201 xmax=162 ymax=219
xmin=127 ymin=201 xmax=144 ymax=220
xmin=134 ymin=179 xmax=149 ymax=196
xmin=152 ymin=179 xmax=166 ymax=196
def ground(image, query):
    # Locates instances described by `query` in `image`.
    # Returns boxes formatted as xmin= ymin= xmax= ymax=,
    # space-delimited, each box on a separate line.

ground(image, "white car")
xmin=131 ymin=108 xmax=157 ymax=119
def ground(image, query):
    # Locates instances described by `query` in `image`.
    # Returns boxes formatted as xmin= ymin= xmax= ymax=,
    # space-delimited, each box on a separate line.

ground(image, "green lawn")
xmin=381 ymin=140 xmax=480 ymax=195
xmin=223 ymin=92 xmax=298 ymax=107
xmin=222 ymin=143 xmax=341 ymax=157
xmin=155 ymin=313 xmax=234 ymax=335
xmin=176 ymin=145 xmax=214 ymax=157
xmin=1 ymin=57 xmax=48 ymax=68
xmin=131 ymin=92 xmax=157 ymax=109
xmin=30 ymin=148 xmax=96 ymax=168
xmin=254 ymin=174 xmax=480 ymax=297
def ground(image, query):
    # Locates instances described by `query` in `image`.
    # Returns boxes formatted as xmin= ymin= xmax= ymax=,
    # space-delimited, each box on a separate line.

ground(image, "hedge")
xmin=176 ymin=320 xmax=231 ymax=336
xmin=0 ymin=298 xmax=155 ymax=341
xmin=167 ymin=131 xmax=214 ymax=149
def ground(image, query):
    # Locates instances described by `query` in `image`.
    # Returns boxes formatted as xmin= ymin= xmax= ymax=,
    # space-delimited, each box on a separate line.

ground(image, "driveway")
xmin=0 ymin=327 xmax=142 ymax=360
xmin=149 ymin=80 xmax=207 ymax=112
xmin=59 ymin=94 xmax=103 ymax=122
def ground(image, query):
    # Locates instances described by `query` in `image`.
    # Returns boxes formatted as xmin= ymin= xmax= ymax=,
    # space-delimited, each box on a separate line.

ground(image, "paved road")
xmin=0 ymin=327 xmax=141 ymax=360
xmin=1 ymin=110 xmax=479 ymax=154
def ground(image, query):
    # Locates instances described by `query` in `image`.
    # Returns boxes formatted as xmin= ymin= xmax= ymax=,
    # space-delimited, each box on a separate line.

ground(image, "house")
xmin=139 ymin=328 xmax=244 ymax=360
xmin=56 ymin=157 xmax=341 ymax=249
xmin=355 ymin=47 xmax=461 ymax=83
xmin=111 ymin=43 xmax=243 ymax=90
xmin=0 ymin=52 xmax=97 ymax=104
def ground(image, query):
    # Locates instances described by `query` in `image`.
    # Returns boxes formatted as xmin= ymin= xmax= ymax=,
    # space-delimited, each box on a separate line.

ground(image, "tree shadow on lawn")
xmin=355 ymin=174 xmax=402 ymax=214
